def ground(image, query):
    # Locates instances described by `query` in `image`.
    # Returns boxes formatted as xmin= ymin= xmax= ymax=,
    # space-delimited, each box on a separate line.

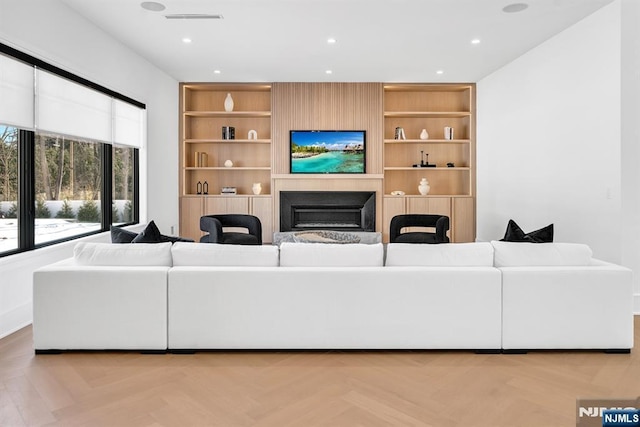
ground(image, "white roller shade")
xmin=114 ymin=99 xmax=145 ymax=148
xmin=36 ymin=69 xmax=112 ymax=142
xmin=0 ymin=54 xmax=34 ymax=129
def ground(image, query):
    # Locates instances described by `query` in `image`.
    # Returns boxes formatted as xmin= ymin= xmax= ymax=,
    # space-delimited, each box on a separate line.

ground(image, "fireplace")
xmin=280 ymin=191 xmax=375 ymax=232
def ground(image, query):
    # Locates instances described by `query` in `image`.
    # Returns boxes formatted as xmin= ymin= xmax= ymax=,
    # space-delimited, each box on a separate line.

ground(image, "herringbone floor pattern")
xmin=1 ymin=319 xmax=639 ymax=426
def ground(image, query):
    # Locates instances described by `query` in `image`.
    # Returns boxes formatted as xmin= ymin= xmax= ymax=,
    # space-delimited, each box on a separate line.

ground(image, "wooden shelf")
xmin=384 ymin=139 xmax=471 ymax=144
xmin=185 ymin=167 xmax=271 ymax=171
xmin=183 ymin=111 xmax=271 ymax=118
xmin=384 ymin=111 xmax=471 ymax=118
xmin=382 ymin=83 xmax=476 ymax=242
xmin=185 ymin=139 xmax=271 ymax=144
xmin=383 ymin=167 xmax=470 ymax=171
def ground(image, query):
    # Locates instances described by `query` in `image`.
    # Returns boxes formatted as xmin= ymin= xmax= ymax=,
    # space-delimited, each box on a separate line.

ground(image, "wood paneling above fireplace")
xmin=271 ymin=83 xmax=383 ymax=175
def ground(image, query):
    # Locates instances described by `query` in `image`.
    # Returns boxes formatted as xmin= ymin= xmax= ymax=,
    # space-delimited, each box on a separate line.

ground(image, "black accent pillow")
xmin=501 ymin=219 xmax=553 ymax=243
xmin=131 ymin=220 xmax=163 ymax=243
xmin=160 ymin=234 xmax=194 ymax=243
xmin=110 ymin=225 xmax=138 ymax=243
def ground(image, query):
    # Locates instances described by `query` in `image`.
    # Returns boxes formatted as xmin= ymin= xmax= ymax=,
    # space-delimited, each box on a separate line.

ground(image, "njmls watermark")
xmin=577 ymin=398 xmax=640 ymax=427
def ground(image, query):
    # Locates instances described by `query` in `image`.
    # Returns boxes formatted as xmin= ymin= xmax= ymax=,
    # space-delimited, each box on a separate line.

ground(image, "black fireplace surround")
xmin=280 ymin=191 xmax=375 ymax=232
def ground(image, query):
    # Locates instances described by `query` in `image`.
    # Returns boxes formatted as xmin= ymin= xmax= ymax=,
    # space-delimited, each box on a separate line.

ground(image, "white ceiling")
xmin=61 ymin=0 xmax=613 ymax=83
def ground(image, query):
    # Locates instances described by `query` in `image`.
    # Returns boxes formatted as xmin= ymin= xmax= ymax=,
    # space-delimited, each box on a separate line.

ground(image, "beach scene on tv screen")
xmin=291 ymin=131 xmax=365 ymax=173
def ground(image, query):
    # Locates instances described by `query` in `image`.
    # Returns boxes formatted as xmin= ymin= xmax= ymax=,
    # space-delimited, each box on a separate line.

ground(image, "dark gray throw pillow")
xmin=131 ymin=220 xmax=163 ymax=243
xmin=501 ymin=219 xmax=553 ymax=243
xmin=110 ymin=225 xmax=137 ymax=243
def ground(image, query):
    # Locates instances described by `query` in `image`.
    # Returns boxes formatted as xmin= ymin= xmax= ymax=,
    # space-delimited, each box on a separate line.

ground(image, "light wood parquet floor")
xmin=1 ymin=318 xmax=639 ymax=427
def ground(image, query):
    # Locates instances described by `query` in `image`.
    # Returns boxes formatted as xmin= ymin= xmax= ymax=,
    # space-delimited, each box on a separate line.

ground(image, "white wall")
xmin=477 ymin=2 xmax=621 ymax=260
xmin=0 ymin=0 xmax=178 ymax=338
xmin=620 ymin=0 xmax=640 ymax=312
xmin=478 ymin=1 xmax=640 ymax=311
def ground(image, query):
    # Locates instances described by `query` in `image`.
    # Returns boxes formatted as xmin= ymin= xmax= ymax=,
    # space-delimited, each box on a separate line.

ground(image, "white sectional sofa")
xmin=32 ymin=240 xmax=634 ymax=353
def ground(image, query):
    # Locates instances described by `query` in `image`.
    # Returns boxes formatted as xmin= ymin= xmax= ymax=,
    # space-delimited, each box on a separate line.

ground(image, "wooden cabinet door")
xmin=453 ymin=197 xmax=475 ymax=242
xmin=382 ymin=196 xmax=406 ymax=243
xmin=204 ymin=196 xmax=250 ymax=215
xmin=179 ymin=197 xmax=203 ymax=242
xmin=251 ymin=197 xmax=273 ymax=243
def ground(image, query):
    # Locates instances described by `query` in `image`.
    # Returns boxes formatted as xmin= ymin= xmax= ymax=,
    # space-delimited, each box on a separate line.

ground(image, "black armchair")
xmin=389 ymin=214 xmax=450 ymax=244
xmin=200 ymin=214 xmax=262 ymax=245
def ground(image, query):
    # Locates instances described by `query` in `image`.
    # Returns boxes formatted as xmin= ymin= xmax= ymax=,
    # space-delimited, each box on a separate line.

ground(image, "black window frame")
xmin=0 ymin=42 xmax=142 ymax=258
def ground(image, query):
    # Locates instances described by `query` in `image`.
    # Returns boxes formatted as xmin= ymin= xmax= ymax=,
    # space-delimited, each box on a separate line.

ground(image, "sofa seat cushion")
xmin=280 ymin=242 xmax=383 ymax=267
xmin=171 ymin=242 xmax=279 ymax=266
xmin=386 ymin=242 xmax=494 ymax=266
xmin=73 ymin=242 xmax=173 ymax=266
xmin=491 ymin=240 xmax=593 ymax=267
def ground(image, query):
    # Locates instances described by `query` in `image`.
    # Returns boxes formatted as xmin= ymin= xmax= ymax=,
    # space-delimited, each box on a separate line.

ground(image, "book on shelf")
xmin=194 ymin=152 xmax=208 ymax=167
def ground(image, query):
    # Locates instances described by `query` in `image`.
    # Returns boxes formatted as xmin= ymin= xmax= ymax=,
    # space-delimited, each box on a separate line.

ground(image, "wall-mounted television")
xmin=290 ymin=130 xmax=366 ymax=174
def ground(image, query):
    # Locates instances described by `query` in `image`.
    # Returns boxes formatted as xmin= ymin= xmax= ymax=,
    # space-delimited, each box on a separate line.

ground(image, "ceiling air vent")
xmin=164 ymin=14 xmax=224 ymax=20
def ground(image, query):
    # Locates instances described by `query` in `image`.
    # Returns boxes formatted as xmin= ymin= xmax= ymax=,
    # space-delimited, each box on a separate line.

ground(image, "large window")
xmin=113 ymin=145 xmax=135 ymax=225
xmin=0 ymin=43 xmax=143 ymax=257
xmin=34 ymin=133 xmax=104 ymax=245
xmin=0 ymin=125 xmax=18 ymax=253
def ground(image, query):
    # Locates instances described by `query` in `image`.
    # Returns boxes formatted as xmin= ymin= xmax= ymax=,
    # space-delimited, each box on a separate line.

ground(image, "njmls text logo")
xmin=577 ymin=398 xmax=640 ymax=427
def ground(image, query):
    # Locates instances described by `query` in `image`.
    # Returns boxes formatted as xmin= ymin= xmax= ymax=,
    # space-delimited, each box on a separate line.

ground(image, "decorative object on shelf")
xmin=221 ymin=186 xmax=237 ymax=195
xmin=224 ymin=159 xmax=233 ymax=167
xmin=224 ymin=93 xmax=234 ymax=112
xmin=444 ymin=126 xmax=454 ymax=140
xmin=390 ymin=190 xmax=405 ymax=196
xmin=222 ymin=126 xmax=235 ymax=140
xmin=203 ymin=181 xmax=209 ymax=195
xmin=418 ymin=178 xmax=431 ymax=195
xmin=252 ymin=182 xmax=262 ymax=195
xmin=194 ymin=151 xmax=208 ymax=167
xmin=394 ymin=127 xmax=406 ymax=140
xmin=248 ymin=130 xmax=258 ymax=140
xmin=413 ymin=150 xmax=436 ymax=168
xmin=196 ymin=181 xmax=203 ymax=195
xmin=447 ymin=162 xmax=455 ymax=167
xmin=419 ymin=129 xmax=429 ymax=140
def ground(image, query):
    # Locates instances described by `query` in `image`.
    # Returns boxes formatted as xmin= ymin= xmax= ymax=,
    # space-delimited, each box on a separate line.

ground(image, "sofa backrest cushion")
xmin=279 ymin=242 xmax=384 ymax=267
xmin=171 ymin=242 xmax=279 ymax=267
xmin=491 ymin=240 xmax=593 ymax=267
xmin=385 ymin=242 xmax=494 ymax=266
xmin=73 ymin=242 xmax=173 ymax=266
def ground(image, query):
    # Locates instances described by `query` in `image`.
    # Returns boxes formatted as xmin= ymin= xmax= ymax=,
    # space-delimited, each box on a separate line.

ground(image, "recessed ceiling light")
xmin=182 ymin=37 xmax=192 ymax=44
xmin=436 ymin=70 xmax=444 ymax=75
xmin=502 ymin=3 xmax=529 ymax=13
xmin=326 ymin=70 xmax=333 ymax=74
xmin=327 ymin=38 xmax=337 ymax=44
xmin=471 ymin=39 xmax=481 ymax=44
xmin=140 ymin=1 xmax=165 ymax=12
xmin=213 ymin=70 xmax=221 ymax=74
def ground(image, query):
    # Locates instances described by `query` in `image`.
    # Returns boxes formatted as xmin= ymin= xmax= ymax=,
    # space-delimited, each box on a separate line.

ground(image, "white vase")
xmin=418 ymin=178 xmax=430 ymax=195
xmin=224 ymin=159 xmax=233 ymax=167
xmin=252 ymin=183 xmax=262 ymax=195
xmin=224 ymin=93 xmax=234 ymax=112
xmin=419 ymin=129 xmax=429 ymax=140
xmin=248 ymin=130 xmax=257 ymax=140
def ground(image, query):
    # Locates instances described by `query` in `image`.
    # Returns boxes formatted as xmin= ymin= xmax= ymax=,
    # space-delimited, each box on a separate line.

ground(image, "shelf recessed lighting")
xmin=140 ymin=1 xmax=165 ymax=12
xmin=213 ymin=70 xmax=221 ymax=74
xmin=471 ymin=38 xmax=481 ymax=44
xmin=182 ymin=37 xmax=192 ymax=44
xmin=436 ymin=70 xmax=444 ymax=75
xmin=325 ymin=70 xmax=333 ymax=74
xmin=502 ymin=3 xmax=529 ymax=13
xmin=327 ymin=38 xmax=337 ymax=44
